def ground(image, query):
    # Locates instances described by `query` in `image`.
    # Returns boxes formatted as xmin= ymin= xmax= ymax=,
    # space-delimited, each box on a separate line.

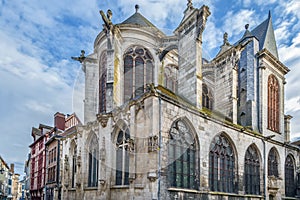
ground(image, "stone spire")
xmin=216 ymin=32 xmax=232 ymax=56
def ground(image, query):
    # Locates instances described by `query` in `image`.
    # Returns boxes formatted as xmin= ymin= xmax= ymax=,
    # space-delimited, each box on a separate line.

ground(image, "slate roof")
xmin=252 ymin=12 xmax=279 ymax=59
xmin=121 ymin=12 xmax=156 ymax=28
xmin=240 ymin=29 xmax=254 ymax=41
xmin=119 ymin=10 xmax=164 ymax=35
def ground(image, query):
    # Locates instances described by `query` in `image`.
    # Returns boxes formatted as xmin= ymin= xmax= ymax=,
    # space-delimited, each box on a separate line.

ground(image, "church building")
xmin=60 ymin=1 xmax=300 ymax=199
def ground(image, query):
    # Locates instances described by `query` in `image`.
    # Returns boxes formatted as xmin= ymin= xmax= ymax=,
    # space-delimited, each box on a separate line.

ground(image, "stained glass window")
xmin=245 ymin=145 xmax=260 ymax=195
xmin=124 ymin=46 xmax=154 ymax=102
xmin=168 ymin=120 xmax=197 ymax=189
xmin=99 ymin=52 xmax=107 ymax=113
xmin=285 ymin=155 xmax=296 ymax=197
xmin=268 ymin=147 xmax=279 ymax=177
xmin=88 ymin=135 xmax=99 ymax=187
xmin=72 ymin=144 xmax=77 ymax=188
xmin=116 ymin=129 xmax=130 ymax=185
xmin=209 ymin=134 xmax=235 ymax=193
xmin=164 ymin=65 xmax=178 ymax=92
xmin=202 ymin=84 xmax=213 ymax=110
xmin=268 ymin=75 xmax=279 ymax=132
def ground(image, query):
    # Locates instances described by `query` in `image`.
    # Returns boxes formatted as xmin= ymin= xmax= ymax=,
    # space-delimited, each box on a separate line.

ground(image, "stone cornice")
xmin=257 ymin=48 xmax=290 ymax=75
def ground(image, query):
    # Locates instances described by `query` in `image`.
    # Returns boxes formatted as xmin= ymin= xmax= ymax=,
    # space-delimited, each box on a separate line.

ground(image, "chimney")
xmin=10 ymin=163 xmax=14 ymax=174
xmin=54 ymin=112 xmax=65 ymax=131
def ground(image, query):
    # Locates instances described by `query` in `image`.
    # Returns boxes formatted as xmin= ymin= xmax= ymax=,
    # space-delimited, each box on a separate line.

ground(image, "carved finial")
xmin=107 ymin=9 xmax=112 ymax=21
xmin=223 ymin=32 xmax=230 ymax=45
xmin=135 ymin=4 xmax=139 ymax=13
xmin=245 ymin=24 xmax=249 ymax=30
xmin=268 ymin=10 xmax=271 ymax=19
xmin=187 ymin=0 xmax=193 ymax=8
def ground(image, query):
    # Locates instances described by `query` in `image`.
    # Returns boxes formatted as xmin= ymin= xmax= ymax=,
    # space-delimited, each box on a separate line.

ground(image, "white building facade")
xmin=60 ymin=2 xmax=300 ymax=200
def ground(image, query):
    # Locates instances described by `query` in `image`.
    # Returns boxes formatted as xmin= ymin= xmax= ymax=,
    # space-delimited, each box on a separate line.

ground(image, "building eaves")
xmin=0 ymin=156 xmax=9 ymax=169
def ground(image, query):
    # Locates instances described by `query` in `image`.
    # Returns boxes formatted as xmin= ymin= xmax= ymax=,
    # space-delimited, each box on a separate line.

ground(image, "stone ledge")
xmin=111 ymin=185 xmax=130 ymax=189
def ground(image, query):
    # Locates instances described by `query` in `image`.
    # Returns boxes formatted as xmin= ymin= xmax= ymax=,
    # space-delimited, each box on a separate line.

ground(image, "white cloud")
xmin=222 ymin=9 xmax=258 ymax=40
xmin=1 ymin=0 xmax=300 ymax=175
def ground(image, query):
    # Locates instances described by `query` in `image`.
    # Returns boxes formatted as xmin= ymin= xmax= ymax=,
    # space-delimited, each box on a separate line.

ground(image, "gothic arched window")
xmin=164 ymin=65 xmax=178 ymax=92
xmin=71 ymin=144 xmax=77 ymax=188
xmin=209 ymin=134 xmax=235 ymax=193
xmin=202 ymin=84 xmax=213 ymax=110
xmin=268 ymin=147 xmax=279 ymax=177
xmin=244 ymin=145 xmax=260 ymax=195
xmin=124 ymin=46 xmax=154 ymax=102
xmin=88 ymin=135 xmax=99 ymax=187
xmin=116 ymin=129 xmax=130 ymax=185
xmin=285 ymin=155 xmax=296 ymax=197
xmin=268 ymin=75 xmax=279 ymax=132
xmin=99 ymin=51 xmax=107 ymax=113
xmin=168 ymin=119 xmax=197 ymax=189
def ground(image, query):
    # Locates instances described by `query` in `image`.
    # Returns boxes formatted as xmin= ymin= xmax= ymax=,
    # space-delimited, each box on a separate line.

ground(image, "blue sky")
xmin=0 ymin=0 xmax=300 ymax=175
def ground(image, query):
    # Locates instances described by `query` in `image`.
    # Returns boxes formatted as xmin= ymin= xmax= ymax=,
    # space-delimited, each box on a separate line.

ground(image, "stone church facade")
xmin=60 ymin=2 xmax=300 ymax=200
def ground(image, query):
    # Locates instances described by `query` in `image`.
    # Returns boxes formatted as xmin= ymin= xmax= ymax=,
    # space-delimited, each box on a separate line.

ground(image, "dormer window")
xmin=124 ymin=46 xmax=154 ymax=102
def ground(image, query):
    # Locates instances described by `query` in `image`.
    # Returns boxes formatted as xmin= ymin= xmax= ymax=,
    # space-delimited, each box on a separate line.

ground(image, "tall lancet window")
xmin=164 ymin=65 xmax=178 ymax=92
xmin=116 ymin=129 xmax=130 ymax=185
xmin=168 ymin=119 xmax=197 ymax=189
xmin=244 ymin=145 xmax=260 ymax=195
xmin=268 ymin=147 xmax=279 ymax=177
xmin=71 ymin=144 xmax=77 ymax=188
xmin=285 ymin=155 xmax=296 ymax=197
xmin=209 ymin=134 xmax=235 ymax=193
xmin=124 ymin=46 xmax=154 ymax=102
xmin=99 ymin=51 xmax=107 ymax=113
xmin=88 ymin=135 xmax=99 ymax=187
xmin=268 ymin=75 xmax=279 ymax=132
xmin=202 ymin=84 xmax=213 ymax=110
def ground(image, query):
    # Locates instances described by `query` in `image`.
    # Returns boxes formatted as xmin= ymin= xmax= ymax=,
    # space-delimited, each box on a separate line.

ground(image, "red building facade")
xmin=29 ymin=124 xmax=52 ymax=200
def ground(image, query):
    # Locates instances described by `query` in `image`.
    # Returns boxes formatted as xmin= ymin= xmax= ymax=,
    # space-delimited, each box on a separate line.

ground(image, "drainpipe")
xmin=56 ymin=137 xmax=61 ymax=200
xmin=262 ymin=138 xmax=267 ymax=199
xmin=262 ymin=135 xmax=275 ymax=199
xmin=157 ymin=96 xmax=162 ymax=200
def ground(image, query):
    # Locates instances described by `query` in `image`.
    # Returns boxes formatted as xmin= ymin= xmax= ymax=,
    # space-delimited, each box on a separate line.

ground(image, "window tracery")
xmin=268 ymin=147 xmax=279 ymax=177
xmin=116 ymin=129 xmax=131 ymax=185
xmin=88 ymin=135 xmax=99 ymax=187
xmin=124 ymin=46 xmax=154 ymax=102
xmin=168 ymin=120 xmax=197 ymax=189
xmin=244 ymin=145 xmax=260 ymax=195
xmin=285 ymin=155 xmax=296 ymax=197
xmin=72 ymin=144 xmax=77 ymax=188
xmin=99 ymin=51 xmax=107 ymax=113
xmin=268 ymin=75 xmax=279 ymax=132
xmin=209 ymin=134 xmax=235 ymax=193
xmin=164 ymin=65 xmax=177 ymax=92
xmin=202 ymin=84 xmax=213 ymax=110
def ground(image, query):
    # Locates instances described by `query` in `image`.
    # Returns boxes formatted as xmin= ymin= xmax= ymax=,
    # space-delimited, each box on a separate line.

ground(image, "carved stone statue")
xmin=71 ymin=50 xmax=86 ymax=63
xmin=223 ymin=32 xmax=230 ymax=46
xmin=100 ymin=9 xmax=113 ymax=31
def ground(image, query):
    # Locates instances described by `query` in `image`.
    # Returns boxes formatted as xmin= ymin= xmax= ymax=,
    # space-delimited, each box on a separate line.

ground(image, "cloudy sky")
xmin=1 ymin=0 xmax=300 ymax=175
